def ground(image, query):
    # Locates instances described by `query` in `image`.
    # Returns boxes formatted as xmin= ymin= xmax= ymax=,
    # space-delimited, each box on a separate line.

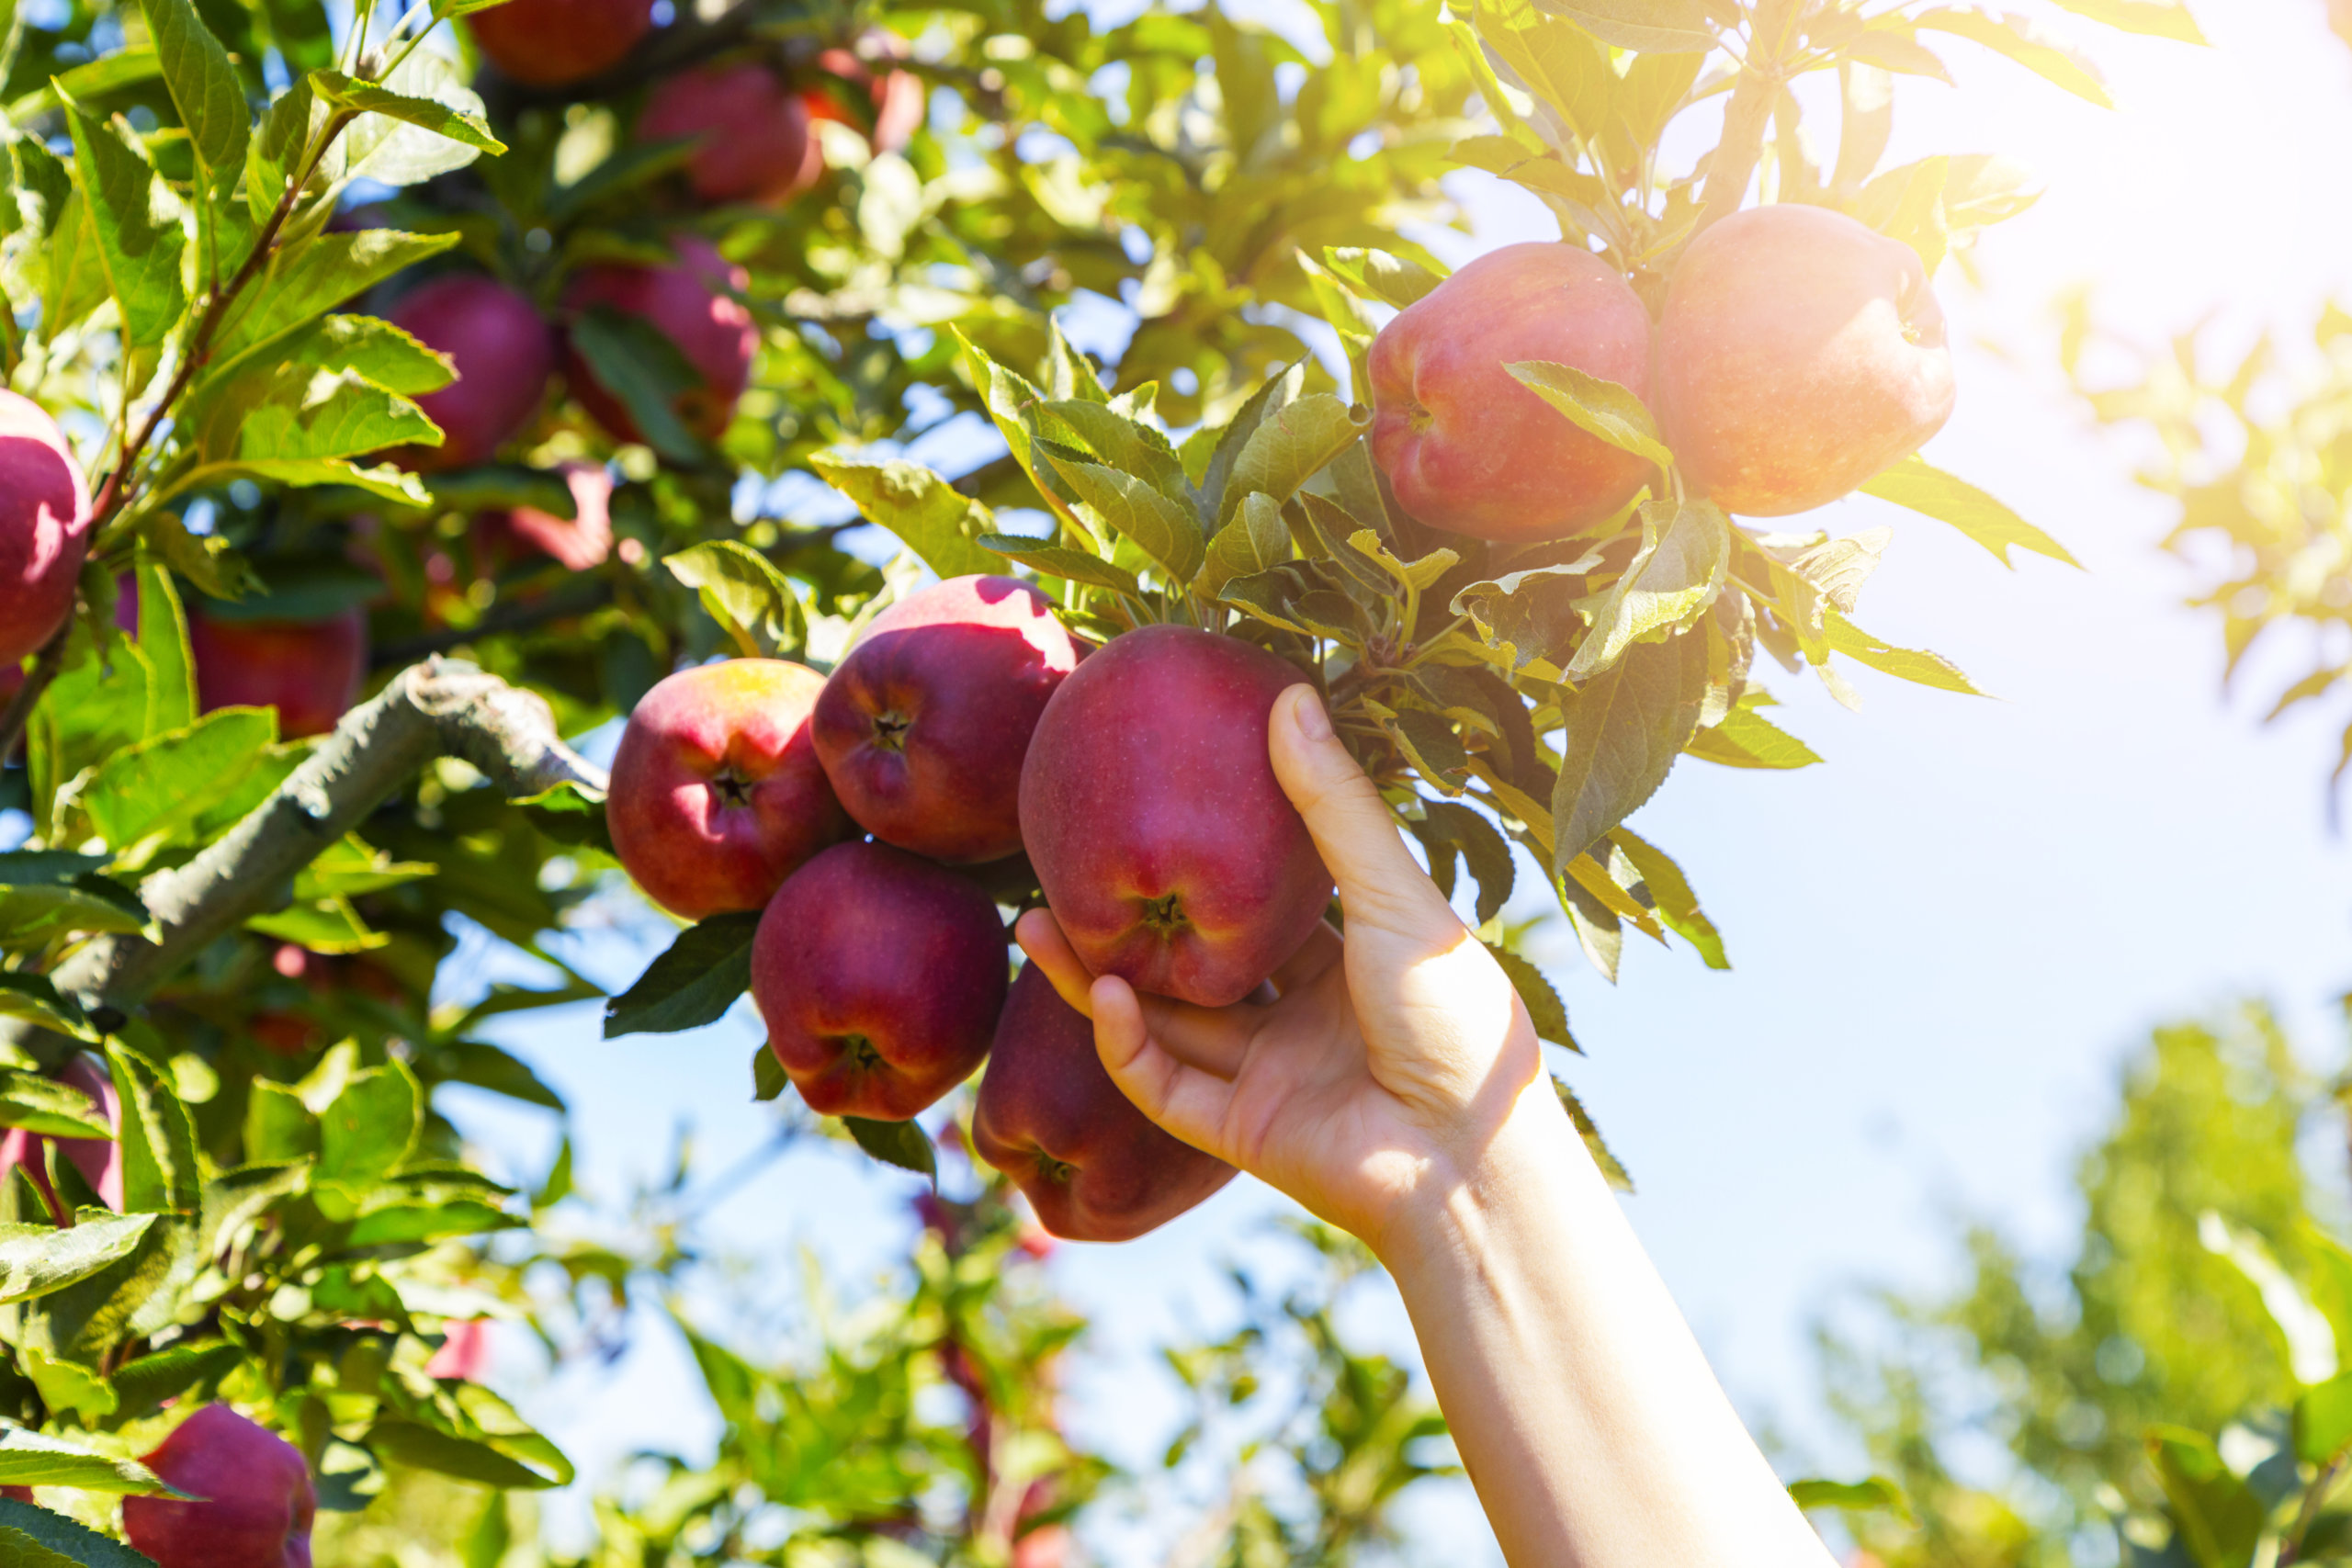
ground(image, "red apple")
xmin=1019 ymin=626 xmax=1330 ymax=1008
xmin=478 ymin=461 xmax=615 ymax=573
xmin=187 ymin=607 xmax=368 ymax=739
xmin=806 ymin=39 xmax=925 ymax=152
xmin=812 ymin=575 xmax=1077 ymax=865
xmin=752 ymin=840 xmax=1008 ymax=1120
xmin=638 ymin=61 xmax=820 ymax=207
xmin=1367 ymin=243 xmax=1653 ymax=541
xmin=123 ymin=1405 xmax=315 ymax=1568
xmin=562 ymin=235 xmax=758 ymax=446
xmin=605 ymin=659 xmax=850 ymax=919
xmin=464 ymin=0 xmax=654 ymax=88
xmin=974 ymin=964 xmax=1235 ymax=1241
xmin=1655 ymin=203 xmax=1956 ymax=516
xmin=384 ymin=276 xmax=553 ymax=472
xmin=0 ymin=389 xmax=92 ymax=664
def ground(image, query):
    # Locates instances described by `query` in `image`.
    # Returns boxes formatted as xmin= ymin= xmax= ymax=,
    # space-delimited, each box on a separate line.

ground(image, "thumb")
xmin=1267 ymin=683 xmax=1460 ymax=940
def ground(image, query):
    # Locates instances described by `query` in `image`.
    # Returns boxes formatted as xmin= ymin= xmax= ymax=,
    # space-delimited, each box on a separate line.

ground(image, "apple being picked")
xmin=752 ymin=841 xmax=1008 ymax=1120
xmin=563 ymin=235 xmax=759 ymax=446
xmin=464 ymin=0 xmax=653 ymax=87
xmin=1020 ymin=626 xmax=1331 ymax=1008
xmin=122 ymin=1405 xmax=316 ymax=1568
xmin=187 ymin=606 xmax=368 ymax=739
xmin=638 ymin=61 xmax=820 ymax=207
xmin=1655 ymin=204 xmax=1955 ymax=516
xmin=605 ymin=659 xmax=850 ymax=919
xmin=384 ymin=275 xmax=554 ymax=472
xmin=813 ymin=575 xmax=1078 ymax=864
xmin=0 ymin=389 xmax=92 ymax=665
xmin=1367 ymin=243 xmax=1653 ymax=541
xmin=974 ymin=964 xmax=1235 ymax=1241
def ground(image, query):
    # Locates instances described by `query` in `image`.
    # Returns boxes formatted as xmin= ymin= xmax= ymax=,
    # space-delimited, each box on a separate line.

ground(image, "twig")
xmin=0 ymin=660 xmax=605 ymax=1061
xmin=1678 ymin=0 xmax=1805 ymax=254
xmin=0 ymin=620 xmax=72 ymax=765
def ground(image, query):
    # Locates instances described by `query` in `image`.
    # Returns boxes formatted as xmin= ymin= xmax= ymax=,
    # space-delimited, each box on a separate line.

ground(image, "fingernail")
xmin=1291 ymin=686 xmax=1332 ymax=740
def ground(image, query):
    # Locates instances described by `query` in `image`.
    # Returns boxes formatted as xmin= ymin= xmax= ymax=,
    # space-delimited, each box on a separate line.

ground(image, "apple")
xmin=638 ymin=61 xmax=820 ymax=207
xmin=751 ymin=840 xmax=1008 ymax=1120
xmin=464 ymin=0 xmax=653 ymax=88
xmin=424 ymin=1319 xmax=492 ymax=1381
xmin=1019 ymin=626 xmax=1331 ymax=1007
xmin=477 ymin=460 xmax=615 ymax=573
xmin=1367 ymin=243 xmax=1653 ymax=541
xmin=0 ymin=389 xmax=92 ymax=664
xmin=123 ymin=1405 xmax=316 ymax=1568
xmin=1655 ymin=203 xmax=1956 ymax=516
xmin=384 ymin=275 xmax=553 ymax=472
xmin=974 ymin=964 xmax=1236 ymax=1241
xmin=812 ymin=575 xmax=1078 ymax=864
xmin=187 ymin=606 xmax=368 ymax=739
xmin=605 ymin=659 xmax=850 ymax=919
xmin=562 ymin=234 xmax=759 ymax=446
xmin=805 ymin=39 xmax=925 ymax=152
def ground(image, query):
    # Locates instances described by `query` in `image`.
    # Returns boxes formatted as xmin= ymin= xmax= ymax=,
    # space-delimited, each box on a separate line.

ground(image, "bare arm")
xmin=1015 ymin=684 xmax=1833 ymax=1567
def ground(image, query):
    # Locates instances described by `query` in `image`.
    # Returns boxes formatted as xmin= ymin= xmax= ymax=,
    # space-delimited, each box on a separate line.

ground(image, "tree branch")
xmin=2 ymin=660 xmax=605 ymax=1058
xmin=1682 ymin=0 xmax=1806 ymax=251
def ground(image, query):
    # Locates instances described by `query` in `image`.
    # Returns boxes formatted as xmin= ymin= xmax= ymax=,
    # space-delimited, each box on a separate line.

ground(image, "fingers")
xmin=1268 ymin=685 xmax=1462 ymax=942
xmin=1015 ymin=907 xmax=1254 ymax=1076
xmin=1013 ymin=908 xmax=1096 ymax=1016
xmin=1091 ymin=976 xmax=1241 ymax=1162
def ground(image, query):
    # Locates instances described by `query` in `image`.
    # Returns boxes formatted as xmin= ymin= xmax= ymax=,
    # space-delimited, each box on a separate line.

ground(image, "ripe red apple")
xmin=464 ymin=0 xmax=653 ymax=87
xmin=477 ymin=461 xmax=614 ymax=573
xmin=605 ymin=659 xmax=850 ymax=919
xmin=812 ymin=575 xmax=1077 ymax=865
xmin=562 ymin=235 xmax=758 ymax=446
xmin=638 ymin=61 xmax=820 ymax=207
xmin=1655 ymin=203 xmax=1956 ymax=516
xmin=1367 ymin=243 xmax=1653 ymax=541
xmin=974 ymin=964 xmax=1235 ymax=1241
xmin=0 ymin=1053 xmax=122 ymax=1219
xmin=0 ymin=389 xmax=92 ymax=664
xmin=187 ymin=607 xmax=368 ymax=739
xmin=751 ymin=840 xmax=1008 ymax=1120
xmin=123 ymin=1405 xmax=316 ymax=1568
xmin=1019 ymin=626 xmax=1331 ymax=1008
xmin=383 ymin=276 xmax=553 ymax=472
xmin=805 ymin=40 xmax=925 ymax=152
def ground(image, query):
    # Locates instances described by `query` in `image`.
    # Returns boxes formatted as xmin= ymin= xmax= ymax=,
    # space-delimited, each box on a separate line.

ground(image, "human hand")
xmin=1013 ymin=682 xmax=1549 ymax=1257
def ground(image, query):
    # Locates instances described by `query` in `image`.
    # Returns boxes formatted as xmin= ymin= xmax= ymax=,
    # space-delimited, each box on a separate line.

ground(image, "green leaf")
xmin=244 ymin=75 xmax=314 ymax=228
xmin=1565 ymin=500 xmax=1729 ymax=682
xmin=1686 ymin=703 xmax=1821 ymax=770
xmin=253 ymin=312 xmax=456 ymax=398
xmin=74 ymin=707 xmax=274 ymax=854
xmin=954 ymin=327 xmax=1057 ymax=501
xmin=566 ymin=305 xmax=707 ymax=467
xmin=1051 ymin=457 xmax=1205 ymax=584
xmin=662 ymin=541 xmax=804 ymax=660
xmin=2144 ymin=1426 xmax=2263 ymax=1568
xmin=111 ymin=1339 xmax=242 ymax=1420
xmin=6 ymin=50 xmax=164 ymax=121
xmin=0 ymin=1070 xmax=114 ymax=1138
xmin=138 ymin=0 xmax=249 ymax=196
xmin=1412 ymin=801 xmax=1516 ymax=924
xmin=808 ymin=455 xmax=1000 ymax=581
xmin=1915 ymin=7 xmax=2114 ymax=107
xmin=210 ymin=364 xmax=440 ymax=466
xmin=244 ymin=896 xmax=385 ymax=954
xmin=1551 ymin=1077 xmax=1631 ymax=1190
xmin=1221 ymin=394 xmax=1369 ymax=527
xmin=2298 ymin=1371 xmax=2352 ymax=1465
xmin=842 ymin=1116 xmax=937 ymax=1181
xmin=1321 ymin=246 xmax=1443 ymax=309
xmin=330 ymin=51 xmax=495 ymax=186
xmin=0 ymin=852 xmax=147 ymax=946
xmin=369 ymin=1385 xmax=572 ymax=1489
xmin=604 ymin=912 xmax=762 ymax=1038
xmin=60 ymin=90 xmax=187 ymax=351
xmin=1450 ymin=548 xmax=1609 ymax=671
xmin=2044 ymin=0 xmax=2204 ymax=42
xmin=311 ymin=68 xmax=504 ymax=153
xmin=1787 ymin=1476 xmax=1913 ymax=1519
xmin=20 ymin=1202 xmax=177 ymax=1358
xmin=106 ymin=1045 xmax=199 ymax=1218
xmin=1198 ymin=492 xmax=1292 ymax=595
xmin=0 ymin=1429 xmax=178 ymax=1495
xmin=1859 ymin=455 xmax=2078 ymax=568
xmin=432 ymin=1043 xmax=567 ymax=1112
xmin=978 ymin=534 xmax=1142 ymax=596
xmin=1507 ymin=361 xmax=1672 ymax=473
xmin=1524 ymin=0 xmax=1713 ymax=51
xmin=1841 ymin=28 xmax=1956 ymax=81
xmin=212 ymin=227 xmax=460 ymax=370
xmin=315 ymin=1062 xmax=422 ymax=1215
xmin=1553 ymin=631 xmax=1706 ymax=871
xmin=1039 ymin=400 xmax=1192 ymax=507
xmin=1608 ymin=828 xmax=1726 ymax=970
xmin=1195 ymin=361 xmax=1306 ymax=520
xmin=514 ymin=782 xmax=615 ymax=857
xmin=752 ymin=1046 xmax=787 ymax=1103
xmin=159 ymin=457 xmax=433 ymax=508
xmin=243 ymin=1082 xmax=318 ymax=1163
xmin=1485 ymin=942 xmax=1575 ymax=1050
xmin=22 ymin=1347 xmax=115 ymax=1422
xmin=0 ymin=976 xmax=96 ymax=1043
xmin=0 ymin=1215 xmax=158 ymax=1305
xmin=1820 ymin=611 xmax=1987 ymax=696
xmin=0 ymin=1493 xmax=178 ymax=1562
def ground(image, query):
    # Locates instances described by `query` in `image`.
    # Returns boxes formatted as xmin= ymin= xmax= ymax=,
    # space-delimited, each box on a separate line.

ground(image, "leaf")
xmin=1840 ymin=28 xmax=1955 ymax=82
xmin=0 ymin=853 xmax=147 ymax=946
xmin=1860 ymin=455 xmax=2078 ymax=568
xmin=244 ymin=75 xmax=314 ymax=228
xmin=1411 ymin=802 xmax=1517 ymax=924
xmin=1566 ymin=501 xmax=1729 ymax=682
xmin=1196 ymin=361 xmax=1306 ymax=520
xmin=1198 ymin=492 xmax=1292 ymax=595
xmin=0 ymin=1070 xmax=114 ymax=1139
xmin=432 ymin=1043 xmax=567 ymax=1112
xmin=1451 ymin=548 xmax=1610 ymax=671
xmin=7 ymin=51 xmax=164 ymax=121
xmin=1487 ymin=943 xmax=1576 ymax=1050
xmin=0 ymin=1216 xmax=159 ymax=1305
xmin=1051 ymin=457 xmax=1205 ymax=583
xmin=1506 ymin=361 xmax=1672 ymax=473
xmin=514 ymin=783 xmax=614 ymax=857
xmin=2044 ymin=0 xmax=2205 ymax=43
xmin=1608 ymin=828 xmax=1725 ymax=970
xmin=218 ymin=367 xmax=440 ymax=465
xmin=560 ymin=306 xmax=707 ymax=466
xmin=752 ymin=1046 xmax=787 ymax=1103
xmin=76 ymin=707 xmax=274 ymax=854
xmin=810 ymin=455 xmax=1000 ymax=581
xmin=604 ymin=913 xmax=761 ymax=1038
xmin=138 ymin=0 xmax=250 ymax=195
xmin=315 ymin=1064 xmax=423 ymax=1215
xmin=2144 ymin=1426 xmax=2263 ymax=1568
xmin=211 ymin=228 xmax=460 ymax=369
xmin=1039 ymin=400 xmax=1192 ymax=506
xmin=842 ymin=1117 xmax=937 ymax=1181
xmin=22 ymin=1347 xmax=115 ymax=1422
xmin=59 ymin=91 xmax=187 ymax=351
xmin=246 ymin=312 xmax=456 ymax=398
xmin=107 ymin=1045 xmax=199 ymax=1219
xmin=368 ymin=1415 xmax=572 ymax=1491
xmin=311 ymin=69 xmax=504 ymax=153
xmin=0 ymin=1430 xmax=178 ymax=1495
xmin=243 ymin=1082 xmax=317 ymax=1163
xmin=1321 ymin=246 xmax=1443 ymax=309
xmin=161 ymin=457 xmax=432 ymax=509
xmin=0 ymin=977 xmax=95 ymax=1043
xmin=1221 ymin=394 xmax=1370 ymax=528
xmin=0 ymin=1493 xmax=178 ymax=1563
xmin=663 ymin=542 xmax=803 ymax=660
xmin=1524 ymin=0 xmax=1713 ymax=51
xmin=1820 ymin=612 xmax=1987 ymax=696
xmin=2298 ymin=1371 xmax=2352 ymax=1465
xmin=1686 ymin=704 xmax=1821 ymax=770
xmin=1551 ymin=1077 xmax=1632 ymax=1190
xmin=1553 ymin=631 xmax=1706 ymax=871
xmin=330 ymin=51 xmax=495 ymax=186
xmin=111 ymin=1339 xmax=242 ymax=1420
xmin=1915 ymin=8 xmax=2114 ymax=107
xmin=979 ymin=534 xmax=1143 ymax=596
xmin=1788 ymin=1476 xmax=1913 ymax=1520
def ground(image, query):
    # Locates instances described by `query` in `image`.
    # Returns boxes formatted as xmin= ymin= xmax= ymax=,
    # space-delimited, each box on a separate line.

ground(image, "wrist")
xmin=1370 ymin=1077 xmax=1601 ymax=1281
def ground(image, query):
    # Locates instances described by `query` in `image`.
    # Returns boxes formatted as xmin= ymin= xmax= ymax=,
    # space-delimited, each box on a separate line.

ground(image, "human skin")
xmin=464 ymin=0 xmax=653 ymax=87
xmin=752 ymin=841 xmax=1008 ymax=1120
xmin=1655 ymin=204 xmax=1955 ymax=517
xmin=814 ymin=574 xmax=1077 ymax=864
xmin=0 ymin=389 xmax=92 ymax=664
xmin=122 ymin=1404 xmax=317 ymax=1568
xmin=1368 ymin=243 xmax=1653 ymax=542
xmin=605 ymin=659 xmax=850 ymax=919
xmin=972 ymin=963 xmax=1235 ymax=1241
xmin=385 ymin=275 xmax=553 ymax=471
xmin=187 ymin=607 xmax=368 ymax=739
xmin=639 ymin=62 xmax=820 ymax=206
xmin=563 ymin=234 xmax=758 ymax=446
xmin=1018 ymin=626 xmax=1331 ymax=1008
xmin=1015 ymin=684 xmax=1838 ymax=1568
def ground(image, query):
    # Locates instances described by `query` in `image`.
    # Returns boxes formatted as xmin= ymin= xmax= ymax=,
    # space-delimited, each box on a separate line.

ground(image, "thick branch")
xmin=5 ymin=660 xmax=603 ymax=1055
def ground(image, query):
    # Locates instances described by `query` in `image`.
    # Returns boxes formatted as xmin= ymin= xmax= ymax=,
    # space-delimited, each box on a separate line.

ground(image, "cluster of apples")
xmin=606 ymin=578 xmax=1335 ymax=1242
xmin=1369 ymin=204 xmax=1957 ymax=537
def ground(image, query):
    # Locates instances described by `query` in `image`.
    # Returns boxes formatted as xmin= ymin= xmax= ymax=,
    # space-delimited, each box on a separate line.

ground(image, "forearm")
xmin=1377 ymin=1086 xmax=1834 ymax=1568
